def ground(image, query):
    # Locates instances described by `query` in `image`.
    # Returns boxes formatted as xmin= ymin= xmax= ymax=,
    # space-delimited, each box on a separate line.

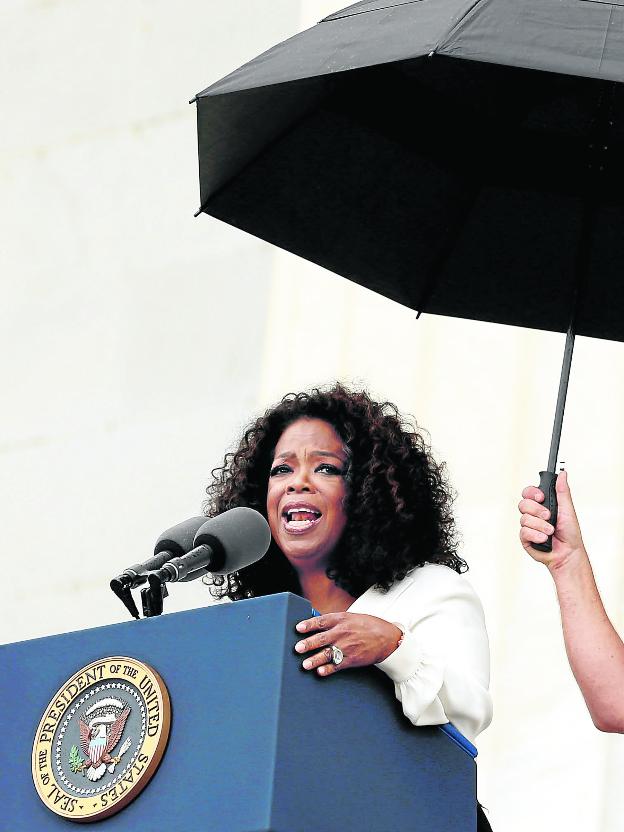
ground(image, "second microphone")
xmin=148 ymin=506 xmax=271 ymax=584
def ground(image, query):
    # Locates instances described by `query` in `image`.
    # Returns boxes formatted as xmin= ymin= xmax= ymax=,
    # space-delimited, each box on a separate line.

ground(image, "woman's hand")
xmin=518 ymin=470 xmax=586 ymax=572
xmin=294 ymin=612 xmax=402 ymax=676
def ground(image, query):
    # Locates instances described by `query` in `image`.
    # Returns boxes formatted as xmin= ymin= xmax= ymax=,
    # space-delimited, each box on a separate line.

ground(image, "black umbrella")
xmin=192 ymin=0 xmax=624 ymax=550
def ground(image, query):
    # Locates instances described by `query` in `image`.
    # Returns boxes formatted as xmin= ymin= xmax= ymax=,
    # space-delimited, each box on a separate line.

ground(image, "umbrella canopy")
xmin=194 ymin=0 xmax=624 ymax=341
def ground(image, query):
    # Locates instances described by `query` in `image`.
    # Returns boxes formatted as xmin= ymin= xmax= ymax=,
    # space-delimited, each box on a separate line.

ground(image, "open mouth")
xmin=281 ymin=504 xmax=322 ymax=534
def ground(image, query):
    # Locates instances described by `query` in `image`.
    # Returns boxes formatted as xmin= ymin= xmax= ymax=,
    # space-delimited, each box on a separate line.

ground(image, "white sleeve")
xmin=373 ymin=568 xmax=492 ymax=743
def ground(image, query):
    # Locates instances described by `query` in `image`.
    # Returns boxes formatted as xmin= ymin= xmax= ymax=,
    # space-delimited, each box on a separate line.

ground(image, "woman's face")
xmin=266 ymin=417 xmax=348 ymax=571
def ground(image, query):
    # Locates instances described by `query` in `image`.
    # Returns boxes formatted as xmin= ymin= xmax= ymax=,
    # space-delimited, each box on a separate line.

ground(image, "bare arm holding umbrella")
xmin=519 ymin=472 xmax=624 ymax=733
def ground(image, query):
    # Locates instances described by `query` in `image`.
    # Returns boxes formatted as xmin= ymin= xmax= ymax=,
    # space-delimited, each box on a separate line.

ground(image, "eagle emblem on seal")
xmin=74 ymin=697 xmax=132 ymax=781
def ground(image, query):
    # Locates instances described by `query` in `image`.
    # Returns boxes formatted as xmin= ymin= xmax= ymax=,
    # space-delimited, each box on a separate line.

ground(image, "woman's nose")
xmin=286 ymin=470 xmax=313 ymax=492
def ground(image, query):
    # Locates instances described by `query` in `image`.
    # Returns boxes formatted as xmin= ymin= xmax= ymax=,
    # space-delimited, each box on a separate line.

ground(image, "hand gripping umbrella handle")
xmin=532 ymin=471 xmax=558 ymax=553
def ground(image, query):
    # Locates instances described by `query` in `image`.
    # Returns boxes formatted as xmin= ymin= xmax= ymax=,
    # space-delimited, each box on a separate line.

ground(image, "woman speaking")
xmin=205 ymin=384 xmax=492 ymax=826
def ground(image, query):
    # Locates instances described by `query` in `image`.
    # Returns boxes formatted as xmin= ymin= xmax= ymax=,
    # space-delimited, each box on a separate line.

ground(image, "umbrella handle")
xmin=532 ymin=471 xmax=558 ymax=553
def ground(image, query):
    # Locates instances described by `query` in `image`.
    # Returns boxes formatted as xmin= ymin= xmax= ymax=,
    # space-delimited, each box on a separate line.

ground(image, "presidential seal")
xmin=32 ymin=656 xmax=171 ymax=823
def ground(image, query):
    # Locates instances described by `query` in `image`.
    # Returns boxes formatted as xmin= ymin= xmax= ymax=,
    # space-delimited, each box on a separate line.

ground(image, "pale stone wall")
xmin=3 ymin=3 xmax=624 ymax=830
xmin=0 ymin=0 xmax=300 ymax=636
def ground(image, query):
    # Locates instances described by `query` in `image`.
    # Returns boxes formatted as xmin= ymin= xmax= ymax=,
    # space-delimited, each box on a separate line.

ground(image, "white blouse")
xmin=348 ymin=564 xmax=492 ymax=743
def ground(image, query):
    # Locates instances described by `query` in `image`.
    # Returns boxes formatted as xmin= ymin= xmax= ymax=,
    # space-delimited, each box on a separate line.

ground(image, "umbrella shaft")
xmin=547 ymin=325 xmax=575 ymax=473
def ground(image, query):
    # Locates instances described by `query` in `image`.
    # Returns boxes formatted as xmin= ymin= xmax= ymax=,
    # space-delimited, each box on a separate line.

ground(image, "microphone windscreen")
xmin=155 ymin=516 xmax=207 ymax=557
xmin=194 ymin=507 xmax=271 ymax=575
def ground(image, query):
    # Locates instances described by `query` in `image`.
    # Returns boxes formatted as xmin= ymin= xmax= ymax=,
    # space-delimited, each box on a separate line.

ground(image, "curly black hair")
xmin=203 ymin=383 xmax=465 ymax=600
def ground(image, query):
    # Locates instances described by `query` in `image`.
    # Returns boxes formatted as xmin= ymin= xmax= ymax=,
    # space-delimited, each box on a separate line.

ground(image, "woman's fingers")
xmin=295 ymin=612 xmax=343 ymax=634
xmin=301 ymin=645 xmax=343 ymax=676
xmin=295 ymin=629 xmax=333 ymax=654
xmin=295 ymin=614 xmax=345 ymax=675
xmin=295 ymin=612 xmax=398 ymax=676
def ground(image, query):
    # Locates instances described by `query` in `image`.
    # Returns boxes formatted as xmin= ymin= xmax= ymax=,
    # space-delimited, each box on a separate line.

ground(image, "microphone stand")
xmin=110 ymin=577 xmax=141 ymax=620
xmin=141 ymin=579 xmax=168 ymax=618
xmin=109 ymin=573 xmax=168 ymax=618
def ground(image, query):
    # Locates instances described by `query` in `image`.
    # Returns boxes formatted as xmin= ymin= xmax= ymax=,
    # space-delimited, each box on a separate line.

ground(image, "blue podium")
xmin=1 ymin=593 xmax=476 ymax=830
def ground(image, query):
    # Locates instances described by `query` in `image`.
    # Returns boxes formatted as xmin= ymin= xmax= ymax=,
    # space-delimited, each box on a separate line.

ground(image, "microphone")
xmin=148 ymin=507 xmax=271 ymax=586
xmin=111 ymin=515 xmax=208 ymax=591
xmin=110 ymin=516 xmax=207 ymax=618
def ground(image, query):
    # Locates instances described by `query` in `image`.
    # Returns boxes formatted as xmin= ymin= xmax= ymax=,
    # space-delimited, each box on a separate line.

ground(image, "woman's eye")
xmin=315 ymin=463 xmax=343 ymax=475
xmin=270 ymin=464 xmax=292 ymax=477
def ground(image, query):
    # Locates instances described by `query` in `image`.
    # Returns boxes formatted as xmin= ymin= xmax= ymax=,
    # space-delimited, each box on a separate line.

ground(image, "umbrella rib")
xmin=415 ymin=184 xmax=481 ymax=318
xmin=319 ymin=0 xmax=425 ymax=24
xmin=194 ymin=85 xmax=325 ymax=218
xmin=598 ymin=6 xmax=615 ymax=74
xmin=435 ymin=0 xmax=487 ymax=50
